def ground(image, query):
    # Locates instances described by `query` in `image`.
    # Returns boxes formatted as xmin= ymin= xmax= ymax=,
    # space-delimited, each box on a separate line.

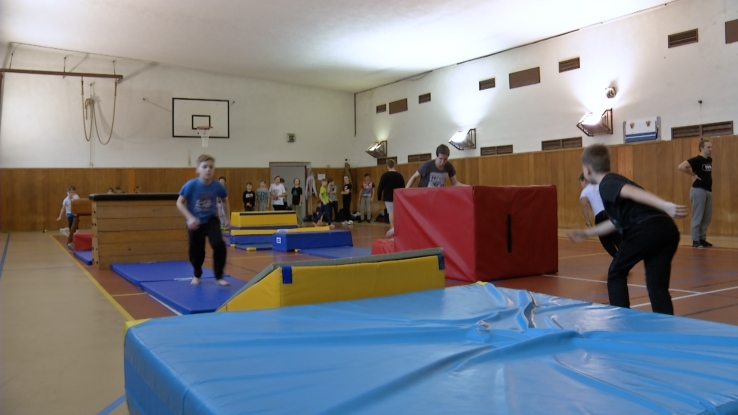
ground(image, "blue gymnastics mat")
xmin=125 ymin=283 xmax=738 ymax=415
xmin=73 ymin=250 xmax=93 ymax=265
xmin=111 ymin=261 xmax=219 ymax=288
xmin=299 ymin=246 xmax=371 ymax=259
xmin=140 ymin=276 xmax=246 ymax=315
xmin=272 ymin=230 xmax=352 ymax=252
xmin=233 ymin=243 xmax=272 ymax=251
xmin=231 ymin=225 xmax=298 ymax=230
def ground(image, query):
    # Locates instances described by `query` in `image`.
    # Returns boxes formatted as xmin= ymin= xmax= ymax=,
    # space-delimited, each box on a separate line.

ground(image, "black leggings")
xmin=330 ymin=201 xmax=339 ymax=221
xmin=607 ymin=215 xmax=679 ymax=315
xmin=187 ymin=217 xmax=226 ymax=279
xmin=595 ymin=211 xmax=622 ymax=257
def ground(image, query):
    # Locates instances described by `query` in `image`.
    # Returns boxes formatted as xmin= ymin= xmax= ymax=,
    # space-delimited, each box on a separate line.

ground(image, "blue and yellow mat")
xmin=124 ymin=283 xmax=738 ymax=414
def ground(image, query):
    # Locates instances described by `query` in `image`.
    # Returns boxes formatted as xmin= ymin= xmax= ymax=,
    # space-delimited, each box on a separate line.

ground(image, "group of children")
xmin=51 ymin=141 xmax=697 ymax=318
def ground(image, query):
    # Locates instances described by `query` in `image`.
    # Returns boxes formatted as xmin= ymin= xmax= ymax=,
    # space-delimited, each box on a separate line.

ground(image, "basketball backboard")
xmin=172 ymin=98 xmax=229 ymax=138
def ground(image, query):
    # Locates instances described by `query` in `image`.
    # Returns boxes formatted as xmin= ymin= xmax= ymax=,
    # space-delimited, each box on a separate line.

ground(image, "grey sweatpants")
xmin=690 ymin=187 xmax=712 ymax=241
xmin=360 ymin=198 xmax=372 ymax=220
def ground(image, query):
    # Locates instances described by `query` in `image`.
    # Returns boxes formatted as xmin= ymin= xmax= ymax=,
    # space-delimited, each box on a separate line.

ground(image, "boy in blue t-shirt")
xmin=176 ymin=154 xmax=230 ymax=286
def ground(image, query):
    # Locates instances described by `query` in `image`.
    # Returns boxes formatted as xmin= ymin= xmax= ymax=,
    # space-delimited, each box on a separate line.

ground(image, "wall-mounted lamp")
xmin=576 ymin=109 xmax=613 ymax=137
xmin=448 ymin=128 xmax=476 ymax=150
xmin=365 ymin=140 xmax=388 ymax=158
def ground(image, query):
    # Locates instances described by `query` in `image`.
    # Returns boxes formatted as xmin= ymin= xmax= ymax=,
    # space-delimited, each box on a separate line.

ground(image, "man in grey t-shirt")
xmin=406 ymin=144 xmax=465 ymax=188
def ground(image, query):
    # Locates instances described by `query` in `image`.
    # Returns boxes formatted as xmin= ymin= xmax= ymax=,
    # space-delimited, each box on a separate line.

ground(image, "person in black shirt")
xmin=568 ymin=144 xmax=688 ymax=315
xmin=377 ymin=159 xmax=405 ymax=238
xmin=340 ymin=175 xmax=352 ymax=224
xmin=242 ymin=182 xmax=256 ymax=211
xmin=291 ymin=178 xmax=304 ymax=223
xmin=677 ymin=139 xmax=713 ymax=248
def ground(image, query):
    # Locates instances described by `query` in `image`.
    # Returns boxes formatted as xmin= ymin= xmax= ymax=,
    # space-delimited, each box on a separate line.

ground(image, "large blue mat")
xmin=229 ymin=234 xmax=273 ymax=245
xmin=125 ymin=284 xmax=738 ymax=415
xmin=111 ymin=260 xmax=218 ymax=288
xmin=299 ymin=246 xmax=372 ymax=259
xmin=73 ymin=250 xmax=93 ymax=265
xmin=140 ymin=276 xmax=246 ymax=315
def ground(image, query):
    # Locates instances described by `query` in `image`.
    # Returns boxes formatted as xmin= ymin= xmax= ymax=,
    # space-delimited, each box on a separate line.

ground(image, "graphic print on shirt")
xmin=427 ymin=172 xmax=448 ymax=188
xmin=703 ymin=164 xmax=712 ymax=172
xmin=194 ymin=192 xmax=216 ymax=215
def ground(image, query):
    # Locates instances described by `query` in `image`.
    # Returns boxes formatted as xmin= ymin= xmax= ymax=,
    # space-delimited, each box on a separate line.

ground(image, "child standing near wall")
xmin=217 ymin=176 xmax=228 ymax=230
xmin=56 ymin=186 xmax=79 ymax=232
xmin=291 ymin=178 xmax=304 ymax=224
xmin=568 ymin=144 xmax=687 ymax=315
xmin=242 ymin=182 xmax=256 ymax=211
xmin=313 ymin=178 xmax=334 ymax=228
xmin=176 ymin=154 xmax=230 ymax=287
xmin=359 ymin=174 xmax=374 ymax=223
xmin=256 ymin=181 xmax=269 ymax=211
xmin=328 ymin=178 xmax=339 ymax=223
xmin=341 ymin=175 xmax=352 ymax=224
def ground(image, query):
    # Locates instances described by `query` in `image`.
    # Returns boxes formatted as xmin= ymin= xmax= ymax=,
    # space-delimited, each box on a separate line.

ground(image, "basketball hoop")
xmin=195 ymin=126 xmax=213 ymax=147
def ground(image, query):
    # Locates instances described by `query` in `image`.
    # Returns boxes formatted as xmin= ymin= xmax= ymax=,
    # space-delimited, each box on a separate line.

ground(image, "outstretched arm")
xmin=449 ymin=176 xmax=467 ymax=187
xmin=176 ymin=196 xmax=200 ymax=230
xmin=579 ymin=197 xmax=592 ymax=226
xmin=405 ymin=171 xmax=420 ymax=188
xmin=568 ymin=220 xmax=617 ymax=243
xmin=619 ymin=184 xmax=688 ymax=218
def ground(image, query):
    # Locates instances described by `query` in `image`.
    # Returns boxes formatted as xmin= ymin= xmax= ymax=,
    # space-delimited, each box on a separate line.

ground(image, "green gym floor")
xmin=1 ymin=225 xmax=737 ymax=414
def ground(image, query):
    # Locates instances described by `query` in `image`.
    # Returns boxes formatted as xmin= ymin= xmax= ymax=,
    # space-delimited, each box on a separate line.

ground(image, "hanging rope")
xmin=80 ymin=77 xmax=118 ymax=145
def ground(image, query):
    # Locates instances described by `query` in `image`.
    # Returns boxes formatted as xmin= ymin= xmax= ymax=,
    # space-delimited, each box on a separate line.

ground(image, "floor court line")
xmin=631 ymin=286 xmax=738 ymax=308
xmin=0 ymin=233 xmax=10 ymax=281
xmin=96 ymin=394 xmax=126 ymax=415
xmin=559 ymin=252 xmax=608 ymax=260
xmin=112 ymin=292 xmax=146 ymax=297
xmin=50 ymin=235 xmax=135 ymax=321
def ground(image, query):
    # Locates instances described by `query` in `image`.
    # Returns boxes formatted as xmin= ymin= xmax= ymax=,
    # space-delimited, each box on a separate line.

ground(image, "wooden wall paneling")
xmin=714 ymin=136 xmax=736 ymax=235
xmin=615 ymin=145 xmax=633 ymax=179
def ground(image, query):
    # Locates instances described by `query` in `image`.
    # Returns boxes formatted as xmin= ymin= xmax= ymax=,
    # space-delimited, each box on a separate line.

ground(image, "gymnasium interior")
xmin=2 ymin=1 xmax=738 ymax=414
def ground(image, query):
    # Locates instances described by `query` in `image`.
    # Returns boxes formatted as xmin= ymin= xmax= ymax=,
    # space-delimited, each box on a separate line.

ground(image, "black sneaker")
xmin=692 ymin=241 xmax=703 ymax=248
xmin=700 ymin=240 xmax=713 ymax=247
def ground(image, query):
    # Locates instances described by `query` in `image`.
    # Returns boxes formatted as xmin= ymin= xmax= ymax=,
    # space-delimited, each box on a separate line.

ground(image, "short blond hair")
xmin=581 ymin=144 xmax=611 ymax=173
xmin=196 ymin=154 xmax=214 ymax=165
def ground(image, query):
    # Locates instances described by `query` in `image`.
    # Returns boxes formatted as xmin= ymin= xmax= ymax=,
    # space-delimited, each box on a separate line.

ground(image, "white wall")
xmin=353 ymin=0 xmax=738 ymax=166
xmin=0 ymin=47 xmax=354 ymax=168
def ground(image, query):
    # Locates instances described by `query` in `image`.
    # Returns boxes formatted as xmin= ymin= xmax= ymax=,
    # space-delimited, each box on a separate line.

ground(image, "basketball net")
xmin=195 ymin=126 xmax=213 ymax=147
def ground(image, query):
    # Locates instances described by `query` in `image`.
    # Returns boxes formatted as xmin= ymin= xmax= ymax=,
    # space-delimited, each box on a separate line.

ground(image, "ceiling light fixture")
xmin=576 ymin=109 xmax=613 ymax=137
xmin=448 ymin=128 xmax=476 ymax=150
xmin=365 ymin=140 xmax=388 ymax=158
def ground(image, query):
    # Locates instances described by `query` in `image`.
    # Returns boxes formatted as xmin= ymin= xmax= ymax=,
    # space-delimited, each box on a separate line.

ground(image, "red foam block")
xmin=371 ymin=239 xmax=397 ymax=255
xmin=73 ymin=232 xmax=92 ymax=252
xmin=394 ymin=186 xmax=558 ymax=282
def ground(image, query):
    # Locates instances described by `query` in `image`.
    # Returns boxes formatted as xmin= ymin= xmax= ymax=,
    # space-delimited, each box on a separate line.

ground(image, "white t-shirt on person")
xmin=269 ymin=183 xmax=286 ymax=205
xmin=580 ymin=184 xmax=605 ymax=216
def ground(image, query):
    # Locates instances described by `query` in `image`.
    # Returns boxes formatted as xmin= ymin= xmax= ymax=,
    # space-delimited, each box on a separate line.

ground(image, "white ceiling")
xmin=1 ymin=0 xmax=677 ymax=93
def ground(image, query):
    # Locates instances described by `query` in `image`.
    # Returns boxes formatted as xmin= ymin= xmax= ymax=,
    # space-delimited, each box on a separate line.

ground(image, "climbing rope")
xmin=81 ymin=77 xmax=118 ymax=145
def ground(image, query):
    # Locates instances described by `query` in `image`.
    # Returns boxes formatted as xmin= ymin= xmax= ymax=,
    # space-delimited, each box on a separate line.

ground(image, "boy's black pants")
xmin=595 ymin=211 xmax=622 ymax=257
xmin=607 ymin=215 xmax=679 ymax=315
xmin=187 ymin=216 xmax=226 ymax=280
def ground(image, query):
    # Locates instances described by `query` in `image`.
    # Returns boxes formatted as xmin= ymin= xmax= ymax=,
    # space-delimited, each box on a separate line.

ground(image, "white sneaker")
xmin=348 ymin=220 xmax=353 ymax=225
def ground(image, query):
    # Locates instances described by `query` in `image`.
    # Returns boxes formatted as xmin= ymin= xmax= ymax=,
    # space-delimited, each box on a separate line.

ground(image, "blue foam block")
xmin=299 ymin=246 xmax=371 ymax=259
xmin=111 ymin=260 xmax=218 ymax=288
xmin=125 ymin=284 xmax=738 ymax=415
xmin=272 ymin=230 xmax=353 ymax=252
xmin=233 ymin=243 xmax=272 ymax=251
xmin=229 ymin=234 xmax=273 ymax=245
xmin=73 ymin=250 xmax=93 ymax=265
xmin=140 ymin=276 xmax=246 ymax=315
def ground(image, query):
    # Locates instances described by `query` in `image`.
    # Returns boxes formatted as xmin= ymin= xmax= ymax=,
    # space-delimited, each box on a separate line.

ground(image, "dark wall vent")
xmin=542 ymin=137 xmax=582 ymax=151
xmin=376 ymin=104 xmax=386 ymax=113
xmin=480 ymin=145 xmax=514 ymax=156
xmin=672 ymin=121 xmax=733 ymax=139
xmin=727 ymin=19 xmax=738 ymax=44
xmin=479 ymin=78 xmax=496 ymax=91
xmin=509 ymin=67 xmax=540 ymax=89
xmin=408 ymin=153 xmax=432 ymax=163
xmin=419 ymin=93 xmax=431 ymax=104
xmin=389 ymin=98 xmax=408 ymax=114
xmin=559 ymin=58 xmax=580 ymax=73
xmin=668 ymin=29 xmax=698 ymax=48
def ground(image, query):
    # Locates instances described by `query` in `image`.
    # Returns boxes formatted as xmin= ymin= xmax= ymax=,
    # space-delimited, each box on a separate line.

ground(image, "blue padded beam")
xmin=299 ymin=246 xmax=371 ymax=259
xmin=272 ymin=230 xmax=353 ymax=252
xmin=229 ymin=234 xmax=273 ymax=245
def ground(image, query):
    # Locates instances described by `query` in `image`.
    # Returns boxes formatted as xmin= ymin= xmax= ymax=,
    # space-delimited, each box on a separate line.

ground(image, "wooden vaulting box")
xmin=90 ymin=193 xmax=187 ymax=269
